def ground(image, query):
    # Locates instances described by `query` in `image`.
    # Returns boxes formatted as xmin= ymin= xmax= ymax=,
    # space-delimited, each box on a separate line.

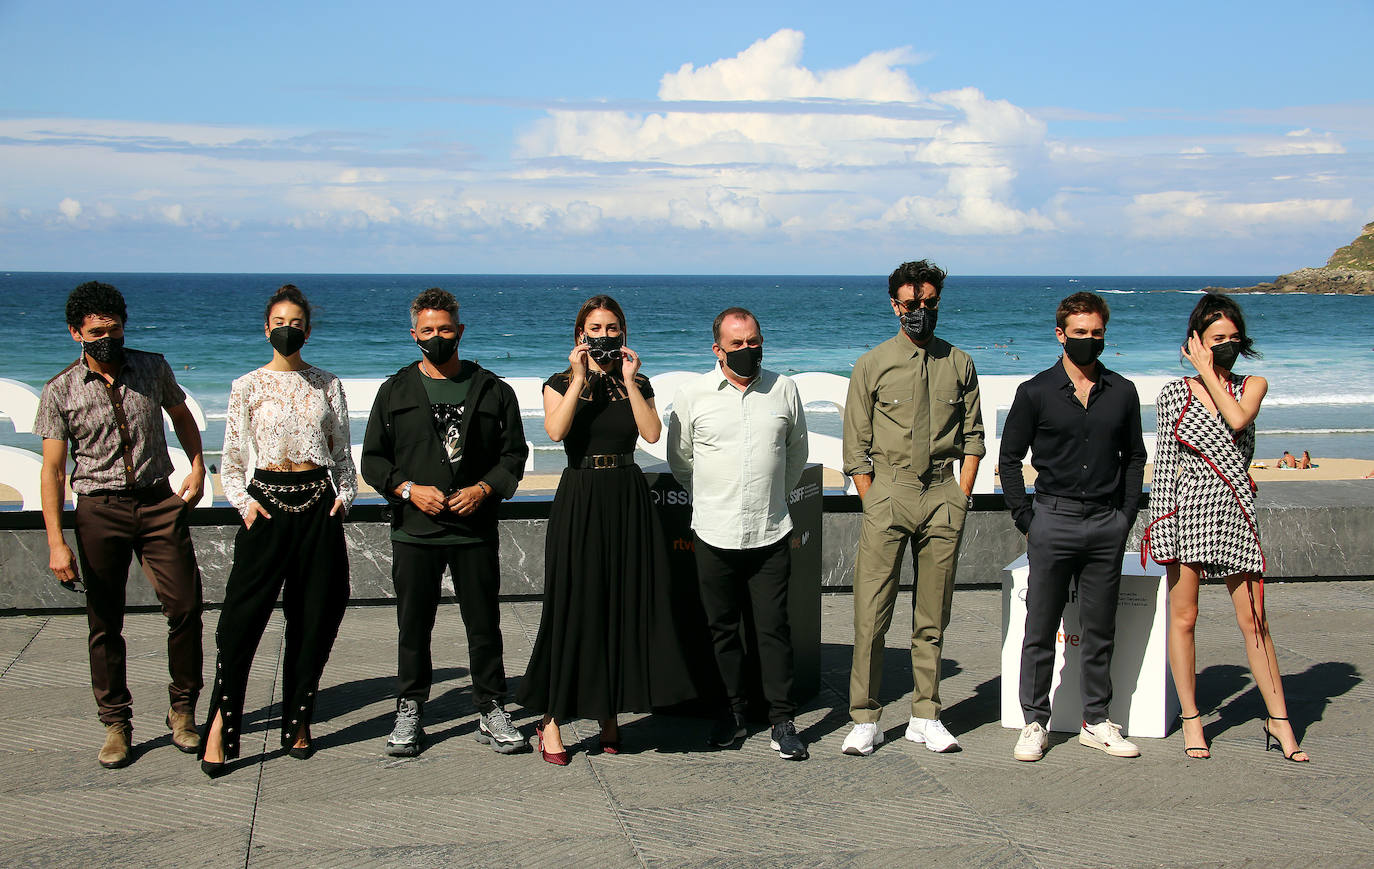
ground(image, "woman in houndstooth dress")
xmin=1144 ymin=293 xmax=1308 ymax=763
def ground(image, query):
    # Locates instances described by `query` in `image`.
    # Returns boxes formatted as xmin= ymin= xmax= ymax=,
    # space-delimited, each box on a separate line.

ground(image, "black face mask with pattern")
xmin=584 ymin=334 xmax=623 ymax=365
xmin=83 ymin=335 xmax=124 ymax=365
xmin=900 ymin=308 xmax=937 ymax=341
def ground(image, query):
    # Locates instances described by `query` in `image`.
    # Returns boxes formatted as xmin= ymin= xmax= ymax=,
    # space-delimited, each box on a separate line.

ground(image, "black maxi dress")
xmin=517 ymin=371 xmax=697 ymax=720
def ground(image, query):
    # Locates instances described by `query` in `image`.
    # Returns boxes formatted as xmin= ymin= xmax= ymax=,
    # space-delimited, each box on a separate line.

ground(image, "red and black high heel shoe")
xmin=535 ymin=724 xmax=569 ymax=766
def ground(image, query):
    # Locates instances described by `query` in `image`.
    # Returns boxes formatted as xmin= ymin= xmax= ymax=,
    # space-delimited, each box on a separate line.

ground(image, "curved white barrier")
xmin=1 ymin=372 xmax=1177 ymax=507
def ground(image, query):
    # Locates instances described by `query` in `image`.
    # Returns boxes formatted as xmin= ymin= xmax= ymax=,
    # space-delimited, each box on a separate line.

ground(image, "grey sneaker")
xmin=769 ymin=720 xmax=809 ymax=761
xmin=476 ymin=706 xmax=528 ymax=754
xmin=385 ymin=698 xmax=423 ymax=757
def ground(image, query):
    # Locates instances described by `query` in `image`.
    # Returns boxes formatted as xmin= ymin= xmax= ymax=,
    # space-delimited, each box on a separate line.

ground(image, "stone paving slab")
xmin=0 ymin=582 xmax=1371 ymax=867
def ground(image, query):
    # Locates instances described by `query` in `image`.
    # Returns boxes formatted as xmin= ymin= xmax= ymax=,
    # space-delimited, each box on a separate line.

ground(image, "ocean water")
xmin=2 ymin=272 xmax=1372 ymax=471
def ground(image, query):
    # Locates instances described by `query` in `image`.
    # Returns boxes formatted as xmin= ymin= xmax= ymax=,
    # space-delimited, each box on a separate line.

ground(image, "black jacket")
xmin=361 ymin=360 xmax=528 ymax=541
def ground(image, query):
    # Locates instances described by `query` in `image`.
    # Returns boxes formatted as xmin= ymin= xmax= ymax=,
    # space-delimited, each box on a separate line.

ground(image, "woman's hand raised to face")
xmin=620 ymin=346 xmax=641 ymax=380
xmin=1183 ymin=331 xmax=1215 ymax=378
xmin=568 ymin=342 xmax=590 ymax=379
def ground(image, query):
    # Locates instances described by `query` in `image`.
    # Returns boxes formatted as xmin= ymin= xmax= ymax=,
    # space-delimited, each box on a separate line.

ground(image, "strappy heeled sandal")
xmin=1179 ymin=712 xmax=1210 ymax=759
xmin=1262 ymin=716 xmax=1310 ymax=762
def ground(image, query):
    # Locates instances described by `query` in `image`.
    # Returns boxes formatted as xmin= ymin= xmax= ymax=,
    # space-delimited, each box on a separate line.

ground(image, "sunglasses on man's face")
xmin=896 ymin=297 xmax=939 ymax=312
xmin=60 ymin=578 xmax=86 ymax=594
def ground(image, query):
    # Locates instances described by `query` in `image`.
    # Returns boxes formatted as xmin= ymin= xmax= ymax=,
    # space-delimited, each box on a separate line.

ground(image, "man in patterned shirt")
xmin=35 ymin=281 xmax=206 ymax=769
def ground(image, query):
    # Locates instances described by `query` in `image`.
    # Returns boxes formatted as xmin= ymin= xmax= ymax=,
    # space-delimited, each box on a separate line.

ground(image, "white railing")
xmin=0 ymin=372 xmax=1175 ymax=508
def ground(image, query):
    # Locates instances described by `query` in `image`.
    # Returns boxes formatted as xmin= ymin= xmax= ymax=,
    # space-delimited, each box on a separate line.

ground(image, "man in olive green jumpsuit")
xmin=840 ymin=260 xmax=985 ymax=756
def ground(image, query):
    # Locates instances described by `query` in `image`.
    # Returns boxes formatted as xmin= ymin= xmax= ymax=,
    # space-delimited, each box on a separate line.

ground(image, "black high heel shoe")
xmin=1179 ymin=712 xmax=1210 ymax=759
xmin=1262 ymin=716 xmax=1310 ymax=762
xmin=286 ymin=726 xmax=314 ymax=760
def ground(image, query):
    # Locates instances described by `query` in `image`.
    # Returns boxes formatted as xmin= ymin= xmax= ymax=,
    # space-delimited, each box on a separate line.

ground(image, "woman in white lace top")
xmin=199 ymin=285 xmax=354 ymax=776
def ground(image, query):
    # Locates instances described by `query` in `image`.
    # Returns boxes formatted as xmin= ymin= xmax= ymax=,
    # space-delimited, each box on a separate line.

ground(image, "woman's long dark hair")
xmin=1182 ymin=292 xmax=1260 ymax=364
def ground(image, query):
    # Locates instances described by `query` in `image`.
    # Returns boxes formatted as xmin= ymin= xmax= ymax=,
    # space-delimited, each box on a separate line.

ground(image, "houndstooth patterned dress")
xmin=1143 ymin=375 xmax=1265 ymax=579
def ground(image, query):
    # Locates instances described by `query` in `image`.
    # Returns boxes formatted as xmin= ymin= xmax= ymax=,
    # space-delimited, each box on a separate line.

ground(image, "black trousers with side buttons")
xmin=204 ymin=468 xmax=349 ymax=760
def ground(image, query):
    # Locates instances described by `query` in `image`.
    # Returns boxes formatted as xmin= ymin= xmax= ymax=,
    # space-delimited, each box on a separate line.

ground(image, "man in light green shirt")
xmin=668 ymin=307 xmax=810 ymax=760
xmin=840 ymin=260 xmax=985 ymax=757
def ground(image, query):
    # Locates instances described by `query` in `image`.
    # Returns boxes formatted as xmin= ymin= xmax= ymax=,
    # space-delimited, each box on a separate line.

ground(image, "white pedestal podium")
xmin=1000 ymin=553 xmax=1179 ymax=738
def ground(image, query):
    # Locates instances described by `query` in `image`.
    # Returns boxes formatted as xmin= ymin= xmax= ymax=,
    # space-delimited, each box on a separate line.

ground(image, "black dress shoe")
xmin=708 ymin=711 xmax=747 ymax=747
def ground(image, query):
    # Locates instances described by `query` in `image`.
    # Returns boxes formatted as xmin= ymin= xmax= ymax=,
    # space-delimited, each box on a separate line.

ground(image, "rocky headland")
xmin=1207 ymin=221 xmax=1374 ymax=295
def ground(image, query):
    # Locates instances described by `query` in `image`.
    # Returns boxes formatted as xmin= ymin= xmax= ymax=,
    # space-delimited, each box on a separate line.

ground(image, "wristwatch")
xmin=400 ymin=481 xmax=413 ymax=501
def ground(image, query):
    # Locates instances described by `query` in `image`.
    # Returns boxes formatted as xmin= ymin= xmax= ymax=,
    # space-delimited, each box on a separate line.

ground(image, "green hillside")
xmin=1326 ymin=222 xmax=1374 ymax=271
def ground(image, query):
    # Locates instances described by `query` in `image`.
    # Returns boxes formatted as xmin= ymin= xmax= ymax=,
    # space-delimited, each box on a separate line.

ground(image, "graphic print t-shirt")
xmin=420 ymin=363 xmax=473 ymax=466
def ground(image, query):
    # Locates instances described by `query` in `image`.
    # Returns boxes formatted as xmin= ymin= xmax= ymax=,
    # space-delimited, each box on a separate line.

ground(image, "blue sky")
xmin=2 ymin=0 xmax=1371 ymax=274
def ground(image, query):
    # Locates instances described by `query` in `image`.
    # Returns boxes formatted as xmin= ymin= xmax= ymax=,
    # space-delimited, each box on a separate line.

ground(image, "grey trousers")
xmin=1019 ymin=495 xmax=1130 ymax=727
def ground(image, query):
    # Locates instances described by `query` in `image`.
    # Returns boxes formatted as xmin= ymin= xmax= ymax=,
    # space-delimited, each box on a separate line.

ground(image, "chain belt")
xmin=250 ymin=477 xmax=329 ymax=513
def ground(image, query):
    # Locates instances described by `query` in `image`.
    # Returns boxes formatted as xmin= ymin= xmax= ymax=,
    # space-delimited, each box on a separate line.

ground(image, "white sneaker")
xmin=841 ymin=722 xmax=884 ymax=756
xmin=1079 ymin=719 xmax=1140 ymax=758
xmin=905 ymin=717 xmax=961 ymax=752
xmin=1013 ymin=722 xmax=1049 ymax=762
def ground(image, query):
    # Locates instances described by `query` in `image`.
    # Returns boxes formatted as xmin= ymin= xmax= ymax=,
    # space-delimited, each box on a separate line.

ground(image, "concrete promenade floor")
xmin=2 ymin=582 xmax=1372 ymax=868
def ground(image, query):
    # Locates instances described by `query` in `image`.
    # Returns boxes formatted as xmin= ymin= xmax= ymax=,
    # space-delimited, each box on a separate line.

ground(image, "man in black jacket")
xmin=362 ymin=288 xmax=529 ymax=756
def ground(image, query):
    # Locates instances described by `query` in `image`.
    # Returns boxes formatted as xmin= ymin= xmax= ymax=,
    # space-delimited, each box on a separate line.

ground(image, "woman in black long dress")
xmin=517 ymin=295 xmax=695 ymax=763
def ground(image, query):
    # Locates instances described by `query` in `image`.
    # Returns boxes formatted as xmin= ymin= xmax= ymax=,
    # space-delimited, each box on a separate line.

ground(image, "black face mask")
xmin=269 ymin=325 xmax=306 ymax=357
xmin=900 ymin=308 xmax=937 ymax=342
xmin=1210 ymin=340 xmax=1241 ymax=371
xmin=1062 ymin=336 xmax=1105 ymax=367
xmin=724 ymin=346 xmax=763 ymax=379
xmin=584 ymin=334 xmax=623 ymax=365
xmin=83 ymin=335 xmax=124 ymax=365
xmin=417 ymin=334 xmax=458 ymax=365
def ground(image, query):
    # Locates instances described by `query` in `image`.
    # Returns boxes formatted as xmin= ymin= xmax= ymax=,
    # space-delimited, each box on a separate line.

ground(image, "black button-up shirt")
xmin=998 ymin=360 xmax=1147 ymax=533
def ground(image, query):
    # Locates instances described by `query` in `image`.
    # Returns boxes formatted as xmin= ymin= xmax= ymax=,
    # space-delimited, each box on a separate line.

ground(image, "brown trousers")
xmin=73 ymin=482 xmax=203 ymax=724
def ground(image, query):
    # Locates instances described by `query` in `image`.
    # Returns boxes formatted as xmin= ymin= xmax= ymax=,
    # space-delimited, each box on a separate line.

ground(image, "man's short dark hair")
xmin=1055 ymin=292 xmax=1111 ymax=329
xmin=264 ymin=283 xmax=312 ymax=330
xmin=410 ymin=287 xmax=459 ymax=327
xmin=712 ymin=306 xmax=761 ymax=344
xmin=65 ymin=281 xmax=127 ymax=330
xmin=888 ymin=260 xmax=947 ymax=299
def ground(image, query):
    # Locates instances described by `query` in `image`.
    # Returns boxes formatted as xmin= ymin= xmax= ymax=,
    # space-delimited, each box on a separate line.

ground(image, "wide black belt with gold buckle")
xmin=574 ymin=452 xmax=635 ymax=470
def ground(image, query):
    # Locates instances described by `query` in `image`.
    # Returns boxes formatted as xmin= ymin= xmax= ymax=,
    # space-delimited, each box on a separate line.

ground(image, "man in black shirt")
xmin=362 ymin=288 xmax=529 ymax=757
xmin=998 ymin=292 xmax=1147 ymax=762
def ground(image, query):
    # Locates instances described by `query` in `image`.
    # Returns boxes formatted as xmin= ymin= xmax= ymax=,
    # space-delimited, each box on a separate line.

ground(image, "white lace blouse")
xmin=221 ymin=366 xmax=357 ymax=518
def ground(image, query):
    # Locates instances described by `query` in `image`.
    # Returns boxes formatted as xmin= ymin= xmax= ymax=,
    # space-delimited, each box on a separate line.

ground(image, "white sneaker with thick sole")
xmin=1079 ymin=719 xmax=1140 ymax=757
xmin=905 ymin=717 xmax=961 ymax=752
xmin=841 ymin=722 xmax=884 ymax=756
xmin=1013 ymin=721 xmax=1049 ymax=762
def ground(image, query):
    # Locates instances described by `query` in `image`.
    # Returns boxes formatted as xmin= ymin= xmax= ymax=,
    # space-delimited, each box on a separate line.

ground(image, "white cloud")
xmin=517 ymin=30 xmax=1054 ymax=236
xmin=2 ymin=32 xmax=1371 ymax=270
xmin=659 ymin=29 xmax=922 ymax=103
xmin=1237 ymin=128 xmax=1345 ymax=157
xmin=1127 ymin=192 xmax=1356 ymax=237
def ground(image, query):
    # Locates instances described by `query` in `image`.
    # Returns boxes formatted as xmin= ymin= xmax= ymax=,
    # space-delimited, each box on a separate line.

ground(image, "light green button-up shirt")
xmin=842 ymin=333 xmax=986 ymax=477
xmin=667 ymin=366 xmax=809 ymax=550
